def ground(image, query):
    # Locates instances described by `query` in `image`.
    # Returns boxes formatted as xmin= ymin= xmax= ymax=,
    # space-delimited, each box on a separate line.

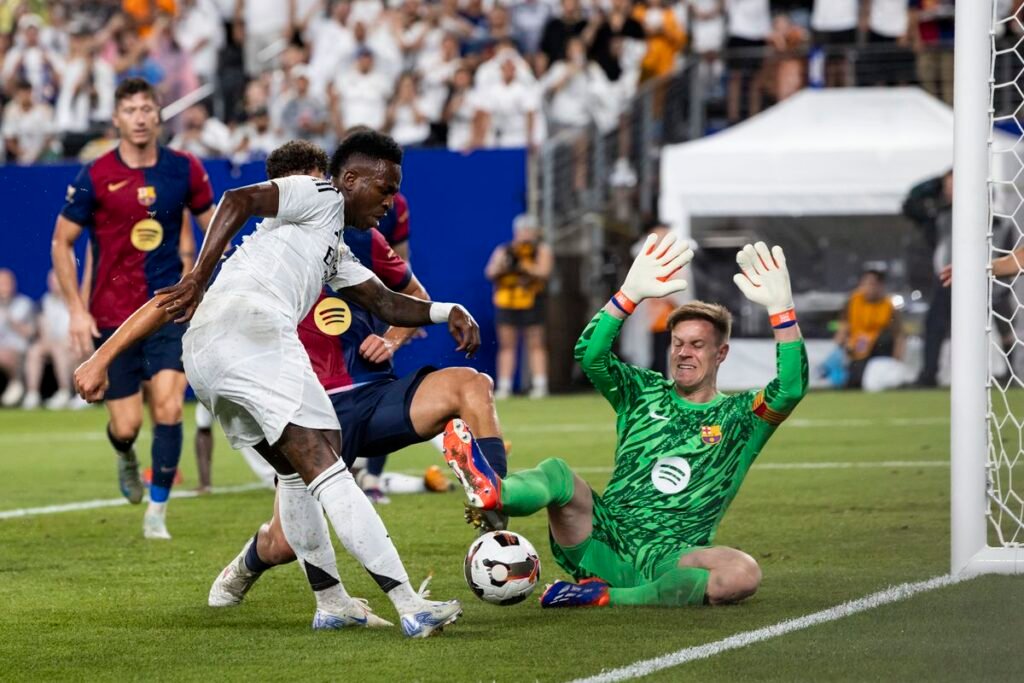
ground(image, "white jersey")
xmin=200 ymin=174 xmax=374 ymax=327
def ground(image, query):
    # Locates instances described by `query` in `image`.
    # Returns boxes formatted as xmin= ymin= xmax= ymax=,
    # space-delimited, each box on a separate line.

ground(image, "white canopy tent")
xmin=659 ymin=87 xmax=1019 ymax=234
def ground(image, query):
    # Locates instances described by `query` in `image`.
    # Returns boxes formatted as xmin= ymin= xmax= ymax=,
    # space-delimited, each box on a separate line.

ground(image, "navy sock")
xmin=366 ymin=454 xmax=387 ymax=478
xmin=478 ymin=437 xmax=508 ymax=477
xmin=243 ymin=532 xmax=277 ymax=573
xmin=106 ymin=424 xmax=137 ymax=455
xmin=150 ymin=423 xmax=183 ymax=503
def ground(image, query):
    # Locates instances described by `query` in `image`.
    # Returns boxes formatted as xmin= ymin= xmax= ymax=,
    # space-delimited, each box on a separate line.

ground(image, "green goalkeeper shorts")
xmin=549 ymin=489 xmax=708 ymax=587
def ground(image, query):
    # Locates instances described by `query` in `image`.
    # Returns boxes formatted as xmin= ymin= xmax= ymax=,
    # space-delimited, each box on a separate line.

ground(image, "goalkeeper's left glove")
xmin=612 ymin=232 xmax=693 ymax=315
xmin=732 ymin=242 xmax=797 ymax=329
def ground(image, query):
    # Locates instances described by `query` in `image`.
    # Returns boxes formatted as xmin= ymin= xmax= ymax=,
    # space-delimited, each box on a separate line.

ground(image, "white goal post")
xmin=951 ymin=0 xmax=1024 ymax=575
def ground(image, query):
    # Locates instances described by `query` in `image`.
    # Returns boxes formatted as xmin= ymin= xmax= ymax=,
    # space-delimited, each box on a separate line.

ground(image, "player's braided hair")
xmin=329 ymin=130 xmax=403 ymax=178
xmin=667 ymin=301 xmax=733 ymax=345
xmin=265 ymin=140 xmax=329 ymax=180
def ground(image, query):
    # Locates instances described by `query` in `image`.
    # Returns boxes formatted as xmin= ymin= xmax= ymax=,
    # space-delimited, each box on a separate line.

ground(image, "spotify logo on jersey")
xmin=314 ymin=297 xmax=352 ymax=335
xmin=651 ymin=456 xmax=691 ymax=495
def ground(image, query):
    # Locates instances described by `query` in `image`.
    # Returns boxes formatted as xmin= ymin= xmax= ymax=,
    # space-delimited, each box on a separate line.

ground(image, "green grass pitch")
xmin=1 ymin=390 xmax=1022 ymax=682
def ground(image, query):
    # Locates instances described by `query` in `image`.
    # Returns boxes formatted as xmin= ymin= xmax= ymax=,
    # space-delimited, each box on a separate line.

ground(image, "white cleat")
xmin=208 ymin=541 xmax=260 ymax=607
xmin=143 ymin=512 xmax=172 ymax=540
xmin=400 ymin=599 xmax=462 ymax=639
xmin=313 ymin=598 xmax=394 ymax=630
xmin=45 ymin=389 xmax=71 ymax=410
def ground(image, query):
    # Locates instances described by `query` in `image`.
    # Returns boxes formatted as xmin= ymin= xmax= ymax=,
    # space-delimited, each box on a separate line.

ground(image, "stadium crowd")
xmin=0 ymin=0 xmax=959 ymax=166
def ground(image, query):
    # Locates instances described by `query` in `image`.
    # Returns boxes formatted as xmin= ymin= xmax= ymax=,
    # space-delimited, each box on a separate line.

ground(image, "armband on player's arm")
xmin=606 ymin=232 xmax=693 ymax=319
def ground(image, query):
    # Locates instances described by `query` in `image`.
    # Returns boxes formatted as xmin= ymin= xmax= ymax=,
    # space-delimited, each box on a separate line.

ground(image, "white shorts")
xmin=183 ymin=296 xmax=339 ymax=449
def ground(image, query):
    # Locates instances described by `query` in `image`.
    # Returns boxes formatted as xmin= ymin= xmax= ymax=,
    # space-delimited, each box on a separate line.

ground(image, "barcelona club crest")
xmin=700 ymin=425 xmax=722 ymax=445
xmin=137 ymin=186 xmax=157 ymax=207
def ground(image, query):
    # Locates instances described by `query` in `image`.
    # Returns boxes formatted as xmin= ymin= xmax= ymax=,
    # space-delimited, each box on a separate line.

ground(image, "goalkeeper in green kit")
xmin=443 ymin=233 xmax=808 ymax=608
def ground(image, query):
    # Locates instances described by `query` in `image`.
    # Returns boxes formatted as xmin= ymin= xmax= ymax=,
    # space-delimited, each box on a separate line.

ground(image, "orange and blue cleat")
xmin=540 ymin=578 xmax=611 ymax=608
xmin=442 ymin=419 xmax=502 ymax=510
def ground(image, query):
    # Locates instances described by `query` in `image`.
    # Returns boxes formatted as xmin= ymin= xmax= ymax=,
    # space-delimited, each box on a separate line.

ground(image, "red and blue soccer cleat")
xmin=442 ymin=419 xmax=502 ymax=510
xmin=540 ymin=578 xmax=611 ymax=608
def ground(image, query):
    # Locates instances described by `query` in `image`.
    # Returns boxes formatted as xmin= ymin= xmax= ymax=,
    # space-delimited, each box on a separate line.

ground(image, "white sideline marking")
xmin=0 ymin=483 xmax=267 ymax=521
xmin=567 ymin=574 xmax=965 ymax=683
xmin=0 ymin=416 xmax=951 ymax=443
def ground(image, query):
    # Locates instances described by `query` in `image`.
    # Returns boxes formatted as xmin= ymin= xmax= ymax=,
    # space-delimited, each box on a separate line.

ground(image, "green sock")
xmin=608 ymin=567 xmax=709 ymax=607
xmin=500 ymin=458 xmax=575 ymax=516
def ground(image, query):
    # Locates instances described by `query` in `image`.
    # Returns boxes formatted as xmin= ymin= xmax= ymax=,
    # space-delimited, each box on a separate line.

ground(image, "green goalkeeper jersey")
xmin=574 ymin=311 xmax=808 ymax=556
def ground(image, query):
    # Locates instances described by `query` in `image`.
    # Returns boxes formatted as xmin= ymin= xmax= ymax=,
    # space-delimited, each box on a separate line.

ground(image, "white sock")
xmin=277 ymin=473 xmax=352 ymax=611
xmin=308 ymin=460 xmax=423 ymax=614
xmin=496 ymin=377 xmax=512 ymax=394
xmin=532 ymin=375 xmax=548 ymax=391
xmin=146 ymin=501 xmax=167 ymax=516
xmin=380 ymin=472 xmax=426 ymax=495
xmin=430 ymin=433 xmax=444 ymax=453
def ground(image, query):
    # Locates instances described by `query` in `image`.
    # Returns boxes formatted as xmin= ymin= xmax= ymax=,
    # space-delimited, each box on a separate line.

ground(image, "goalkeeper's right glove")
xmin=612 ymin=232 xmax=693 ymax=315
xmin=732 ymin=242 xmax=797 ymax=329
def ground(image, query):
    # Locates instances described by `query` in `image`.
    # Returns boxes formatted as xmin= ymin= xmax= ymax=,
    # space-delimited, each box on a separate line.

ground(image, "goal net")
xmin=989 ymin=1 xmax=1024 ymax=550
xmin=951 ymin=0 xmax=1024 ymax=574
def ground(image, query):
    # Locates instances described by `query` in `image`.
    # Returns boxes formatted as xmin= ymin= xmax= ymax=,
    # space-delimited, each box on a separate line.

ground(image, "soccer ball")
xmin=464 ymin=530 xmax=541 ymax=605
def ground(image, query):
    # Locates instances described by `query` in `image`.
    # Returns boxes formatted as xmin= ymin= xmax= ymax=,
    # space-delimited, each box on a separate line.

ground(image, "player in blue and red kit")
xmin=207 ymin=215 xmax=509 ymax=607
xmin=51 ymin=78 xmax=215 ymax=539
xmin=375 ymin=191 xmax=410 ymax=259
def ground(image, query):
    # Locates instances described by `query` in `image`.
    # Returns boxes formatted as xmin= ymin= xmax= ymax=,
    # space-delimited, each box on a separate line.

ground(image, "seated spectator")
xmin=834 ymin=268 xmax=905 ymax=390
xmin=169 ymin=103 xmax=234 ymax=158
xmin=0 ymin=269 xmax=35 ymax=408
xmin=231 ymin=106 xmax=283 ymax=162
xmin=23 ymin=271 xmax=79 ymax=410
xmin=472 ymin=51 xmax=544 ymax=149
xmin=541 ymin=36 xmax=613 ymax=132
xmin=334 ymin=47 xmax=393 ymax=132
xmin=279 ymin=66 xmax=332 ymax=148
xmin=633 ymin=0 xmax=686 ymax=82
xmin=2 ymin=13 xmax=63 ymax=104
xmin=2 ymin=79 xmax=58 ymax=164
xmin=386 ymin=72 xmax=431 ymax=146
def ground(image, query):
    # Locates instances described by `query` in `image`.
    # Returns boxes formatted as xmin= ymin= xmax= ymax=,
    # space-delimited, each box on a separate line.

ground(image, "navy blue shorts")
xmin=331 ymin=367 xmax=435 ymax=467
xmin=97 ymin=322 xmax=186 ymax=400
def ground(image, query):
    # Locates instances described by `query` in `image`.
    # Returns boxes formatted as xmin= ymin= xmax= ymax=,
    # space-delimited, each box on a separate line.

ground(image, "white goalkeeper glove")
xmin=732 ymin=242 xmax=797 ymax=328
xmin=614 ymin=232 xmax=693 ymax=314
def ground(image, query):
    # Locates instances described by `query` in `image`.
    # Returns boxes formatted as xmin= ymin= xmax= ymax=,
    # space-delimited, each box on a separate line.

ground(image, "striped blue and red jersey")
xmin=375 ymin=192 xmax=409 ymax=247
xmin=60 ymin=146 xmax=214 ymax=328
xmin=298 ymin=227 xmax=414 ymax=392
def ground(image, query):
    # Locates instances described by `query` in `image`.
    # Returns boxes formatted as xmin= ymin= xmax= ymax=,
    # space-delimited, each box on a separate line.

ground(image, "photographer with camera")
xmin=485 ymin=213 xmax=554 ymax=398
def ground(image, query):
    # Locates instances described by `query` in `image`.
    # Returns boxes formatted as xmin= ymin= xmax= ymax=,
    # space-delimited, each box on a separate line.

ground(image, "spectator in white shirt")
xmin=542 ymin=36 xmax=613 ymax=132
xmin=386 ymin=72 xmax=432 ymax=146
xmin=476 ymin=37 xmax=538 ymax=89
xmin=444 ymin=65 xmax=480 ymax=151
xmin=243 ymin=0 xmax=291 ymax=75
xmin=55 ymin=27 xmax=116 ymax=136
xmin=2 ymin=13 xmax=63 ymax=104
xmin=169 ymin=103 xmax=235 ymax=158
xmin=2 ymin=80 xmax=57 ymax=164
xmin=725 ymin=0 xmax=771 ymax=123
xmin=811 ymin=0 xmax=859 ymax=86
xmin=472 ymin=53 xmax=544 ymax=149
xmin=280 ymin=66 xmax=332 ymax=148
xmin=231 ymin=106 xmax=284 ymax=161
xmin=860 ymin=0 xmax=913 ymax=86
xmin=418 ymin=32 xmax=464 ymax=123
xmin=174 ymin=0 xmax=225 ymax=85
xmin=334 ymin=47 xmax=394 ymax=132
xmin=307 ymin=0 xmax=356 ymax=95
xmin=23 ymin=271 xmax=79 ymax=411
xmin=0 ymin=269 xmax=35 ymax=408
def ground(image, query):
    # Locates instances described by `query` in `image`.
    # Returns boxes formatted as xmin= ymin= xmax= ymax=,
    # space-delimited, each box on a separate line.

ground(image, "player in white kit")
xmin=74 ymin=135 xmax=479 ymax=638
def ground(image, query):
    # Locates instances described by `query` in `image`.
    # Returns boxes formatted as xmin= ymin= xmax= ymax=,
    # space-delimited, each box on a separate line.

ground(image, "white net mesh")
xmin=988 ymin=0 xmax=1024 ymax=547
